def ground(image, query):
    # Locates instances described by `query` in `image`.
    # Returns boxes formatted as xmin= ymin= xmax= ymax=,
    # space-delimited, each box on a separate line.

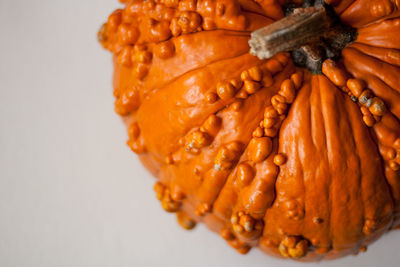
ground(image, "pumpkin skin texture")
xmin=99 ymin=0 xmax=400 ymax=261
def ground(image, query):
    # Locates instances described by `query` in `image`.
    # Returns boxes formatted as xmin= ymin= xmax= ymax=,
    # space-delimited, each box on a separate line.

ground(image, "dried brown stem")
xmin=249 ymin=2 xmax=357 ymax=73
xmin=249 ymin=6 xmax=330 ymax=59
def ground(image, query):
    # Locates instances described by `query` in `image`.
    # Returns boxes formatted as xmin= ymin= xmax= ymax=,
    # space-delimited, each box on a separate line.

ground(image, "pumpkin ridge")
xmin=342 ymin=47 xmax=400 ymax=119
xmin=349 ymin=43 xmax=400 ymax=67
xmin=309 ymin=76 xmax=333 ymax=255
xmin=131 ymin=28 xmax=253 ymax=47
xmin=240 ymin=5 xmax=279 ymax=20
xmin=192 ymin=59 xmax=296 ymax=218
xmin=99 ymin=1 xmax=274 ymax=54
xmin=341 ymin=0 xmax=400 ymax=28
xmin=113 ymin=30 xmax=256 ymax=106
xmin=357 ymin=17 xmax=400 ymax=49
xmin=369 ymin=113 xmax=400 ymax=227
xmin=336 ymin=0 xmax=357 ymax=15
xmin=139 ymin=50 xmax=250 ymax=103
xmin=340 ymin=81 xmax=367 ymax=249
xmin=185 ymin=60 xmax=299 ymax=248
xmin=343 ymin=47 xmax=400 ymax=94
xmin=220 ymin=69 xmax=303 ymax=251
xmin=319 ymin=59 xmax=397 ymax=238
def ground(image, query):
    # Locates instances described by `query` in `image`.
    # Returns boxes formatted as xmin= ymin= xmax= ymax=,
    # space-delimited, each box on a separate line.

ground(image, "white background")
xmin=0 ymin=0 xmax=399 ymax=266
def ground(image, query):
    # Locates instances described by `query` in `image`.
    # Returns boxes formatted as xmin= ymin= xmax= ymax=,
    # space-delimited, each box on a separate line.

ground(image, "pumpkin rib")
xmin=337 ymin=0 xmax=361 ymax=21
xmin=342 ymin=47 xmax=400 ymax=120
xmin=220 ymin=68 xmax=304 ymax=250
xmin=203 ymin=61 xmax=300 ymax=241
xmin=324 ymin=53 xmax=400 ymax=234
xmin=349 ymin=43 xmax=400 ymax=67
xmin=239 ymin=0 xmax=283 ymax=20
xmin=212 ymin=136 xmax=278 ymax=223
xmin=113 ymin=30 xmax=257 ymax=103
xmin=260 ymin=75 xmax=318 ymax=258
xmin=340 ymin=84 xmax=368 ymax=252
xmin=194 ymin=59 xmax=296 ymax=218
xmin=241 ymin=5 xmax=281 ymax=21
xmin=371 ymin=113 xmax=400 ymax=227
xmin=334 ymin=0 xmax=358 ymax=15
xmin=340 ymin=0 xmax=400 ymax=28
xmin=357 ymin=17 xmax=400 ymax=49
xmin=315 ymin=75 xmax=335 ymax=254
xmin=320 ymin=62 xmax=395 ymax=244
xmin=225 ymin=128 xmax=279 ymax=243
xmin=320 ymin=58 xmax=397 ymax=236
xmin=184 ymin=106 xmax=263 ymax=220
xmin=110 ymin=2 xmax=274 ymax=45
xmin=141 ymin=50 xmax=249 ymax=101
xmin=343 ymin=47 xmax=400 ymax=94
xmin=137 ymin=28 xmax=253 ymax=47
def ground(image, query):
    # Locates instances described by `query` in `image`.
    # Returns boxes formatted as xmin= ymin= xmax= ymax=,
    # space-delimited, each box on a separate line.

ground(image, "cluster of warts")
xmin=215 ymin=63 xmax=311 ymax=258
xmin=369 ymin=0 xmax=400 ymax=19
xmin=231 ymin=68 xmax=308 ymax=259
xmin=180 ymin=53 xmax=291 ymax=161
xmin=322 ymin=59 xmax=400 ymax=173
xmin=98 ymin=0 xmax=250 ymax=101
xmin=102 ymin=0 xmax=400 ymax=261
xmin=322 ymin=59 xmax=387 ymax=126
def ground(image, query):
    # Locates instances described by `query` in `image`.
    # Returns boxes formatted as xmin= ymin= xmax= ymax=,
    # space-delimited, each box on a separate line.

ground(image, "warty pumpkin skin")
xmin=99 ymin=0 xmax=400 ymax=261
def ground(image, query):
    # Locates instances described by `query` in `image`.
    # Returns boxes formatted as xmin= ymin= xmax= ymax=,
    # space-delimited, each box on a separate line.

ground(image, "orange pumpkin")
xmin=99 ymin=0 xmax=400 ymax=261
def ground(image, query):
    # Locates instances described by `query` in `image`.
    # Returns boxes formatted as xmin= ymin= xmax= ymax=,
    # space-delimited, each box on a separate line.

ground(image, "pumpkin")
xmin=98 ymin=0 xmax=400 ymax=261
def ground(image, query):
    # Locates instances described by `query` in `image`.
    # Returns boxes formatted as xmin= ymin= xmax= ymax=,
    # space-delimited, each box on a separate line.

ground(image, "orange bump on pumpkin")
xmin=347 ymin=78 xmax=365 ymax=98
xmin=153 ymin=40 xmax=175 ymax=59
xmin=290 ymin=71 xmax=303 ymax=89
xmin=234 ymin=162 xmax=255 ymax=188
xmin=185 ymin=130 xmax=211 ymax=149
xmin=177 ymin=210 xmax=197 ymax=230
xmin=215 ymin=141 xmax=243 ymax=171
xmin=279 ymin=79 xmax=296 ymax=103
xmin=279 ymin=236 xmax=309 ymax=259
xmin=273 ymin=154 xmax=287 ymax=166
xmin=370 ymin=0 xmax=395 ymax=18
xmin=114 ymin=86 xmax=140 ymax=115
xmin=244 ymin=80 xmax=261 ymax=94
xmin=322 ymin=59 xmax=348 ymax=87
xmin=248 ymin=137 xmax=273 ymax=163
xmin=100 ymin=0 xmax=400 ymax=262
xmin=117 ymin=46 xmax=133 ymax=67
xmin=252 ymin=126 xmax=264 ymax=137
xmin=154 ymin=182 xmax=181 ymax=213
xmin=217 ymin=82 xmax=236 ymax=100
xmin=231 ymin=211 xmax=264 ymax=238
xmin=263 ymin=117 xmax=276 ymax=129
xmin=206 ymin=91 xmax=218 ymax=103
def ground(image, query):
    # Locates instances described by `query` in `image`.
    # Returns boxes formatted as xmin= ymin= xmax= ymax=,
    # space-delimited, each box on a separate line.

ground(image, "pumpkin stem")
xmin=249 ymin=2 xmax=357 ymax=74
